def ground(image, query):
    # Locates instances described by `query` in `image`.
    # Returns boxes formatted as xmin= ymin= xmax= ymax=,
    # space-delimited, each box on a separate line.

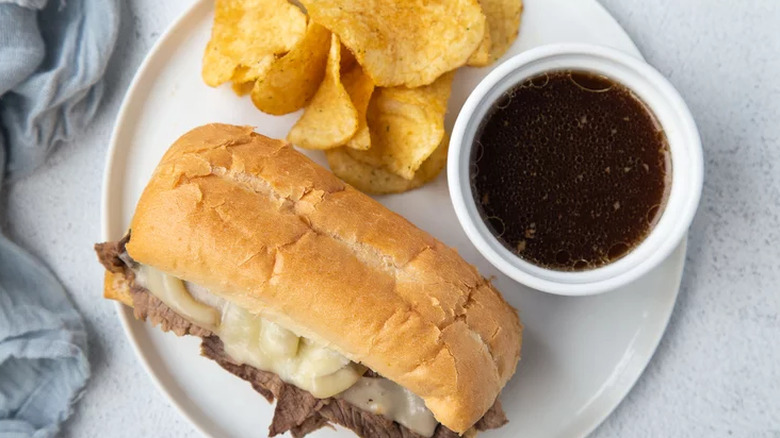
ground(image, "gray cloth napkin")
xmin=0 ymin=0 xmax=119 ymax=436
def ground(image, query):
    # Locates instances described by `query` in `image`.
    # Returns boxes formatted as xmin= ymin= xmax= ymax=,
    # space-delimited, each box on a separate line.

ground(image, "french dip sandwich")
xmin=96 ymin=124 xmax=522 ymax=437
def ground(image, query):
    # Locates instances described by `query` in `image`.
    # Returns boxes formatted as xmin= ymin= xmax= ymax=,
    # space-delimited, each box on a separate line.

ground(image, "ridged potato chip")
xmin=300 ymin=0 xmax=486 ymax=87
xmin=251 ymin=22 xmax=331 ymax=115
xmin=230 ymin=61 xmax=274 ymax=95
xmin=231 ymin=78 xmax=256 ymax=96
xmin=342 ymin=65 xmax=375 ymax=151
xmin=343 ymin=72 xmax=454 ymax=180
xmin=467 ymin=23 xmax=493 ymax=67
xmin=326 ymin=134 xmax=449 ymax=194
xmin=480 ymin=0 xmax=524 ymax=61
xmin=287 ymin=35 xmax=358 ymax=149
xmin=202 ymin=0 xmax=307 ymax=87
xmin=339 ymin=44 xmax=357 ymax=72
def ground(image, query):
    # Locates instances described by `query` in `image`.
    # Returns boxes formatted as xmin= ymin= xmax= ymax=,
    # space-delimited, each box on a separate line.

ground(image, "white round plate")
xmin=102 ymin=1 xmax=686 ymax=437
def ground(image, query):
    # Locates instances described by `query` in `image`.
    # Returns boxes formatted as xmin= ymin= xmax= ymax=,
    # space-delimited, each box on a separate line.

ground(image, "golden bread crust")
xmin=104 ymin=270 xmax=133 ymax=306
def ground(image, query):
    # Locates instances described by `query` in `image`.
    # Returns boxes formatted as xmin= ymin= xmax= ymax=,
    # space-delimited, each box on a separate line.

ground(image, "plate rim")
xmin=101 ymin=0 xmax=685 ymax=437
xmin=571 ymin=239 xmax=684 ymax=437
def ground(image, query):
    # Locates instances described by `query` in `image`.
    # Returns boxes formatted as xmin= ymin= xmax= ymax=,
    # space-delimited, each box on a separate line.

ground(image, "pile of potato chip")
xmin=202 ymin=0 xmax=523 ymax=194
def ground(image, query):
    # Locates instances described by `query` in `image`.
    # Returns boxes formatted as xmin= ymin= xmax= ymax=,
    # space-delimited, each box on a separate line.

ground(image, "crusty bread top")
xmin=126 ymin=124 xmax=522 ymax=432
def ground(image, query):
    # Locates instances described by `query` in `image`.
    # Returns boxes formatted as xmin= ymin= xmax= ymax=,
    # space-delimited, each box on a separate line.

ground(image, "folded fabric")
xmin=1 ymin=0 xmax=120 ymax=179
xmin=0 ymin=0 xmax=120 ymax=436
xmin=0 ymin=167 xmax=90 ymax=437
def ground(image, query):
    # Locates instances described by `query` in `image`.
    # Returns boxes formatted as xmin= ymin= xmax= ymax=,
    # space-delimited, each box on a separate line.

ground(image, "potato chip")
xmin=231 ymin=79 xmax=255 ymax=96
xmin=202 ymin=0 xmax=307 ymax=87
xmin=467 ymin=23 xmax=493 ymax=67
xmin=250 ymin=22 xmax=332 ymax=115
xmin=230 ymin=59 xmax=273 ymax=87
xmin=230 ymin=62 xmax=273 ymax=95
xmin=326 ymin=134 xmax=449 ymax=194
xmin=343 ymin=72 xmax=454 ymax=180
xmin=342 ymin=65 xmax=375 ymax=151
xmin=300 ymin=0 xmax=486 ymax=87
xmin=479 ymin=0 xmax=524 ymax=61
xmin=287 ymin=35 xmax=358 ymax=149
xmin=340 ymin=44 xmax=357 ymax=72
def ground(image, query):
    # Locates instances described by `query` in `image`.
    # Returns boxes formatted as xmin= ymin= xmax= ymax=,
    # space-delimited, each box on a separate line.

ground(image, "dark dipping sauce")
xmin=471 ymin=70 xmax=671 ymax=271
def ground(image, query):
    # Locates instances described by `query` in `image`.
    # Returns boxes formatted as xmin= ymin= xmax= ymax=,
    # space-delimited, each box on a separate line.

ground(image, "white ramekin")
xmin=448 ymin=44 xmax=703 ymax=296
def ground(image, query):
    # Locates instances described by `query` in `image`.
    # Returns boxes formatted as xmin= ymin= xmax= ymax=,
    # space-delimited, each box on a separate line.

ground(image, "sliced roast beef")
xmin=96 ymin=238 xmax=508 ymax=438
xmin=131 ymin=287 xmax=213 ymax=337
xmin=289 ymin=414 xmax=331 ymax=438
xmin=96 ymin=237 xmax=211 ymax=337
xmin=475 ymin=398 xmax=509 ymax=430
xmin=95 ymin=236 xmax=131 ymax=275
xmin=271 ymin=381 xmax=329 ymax=436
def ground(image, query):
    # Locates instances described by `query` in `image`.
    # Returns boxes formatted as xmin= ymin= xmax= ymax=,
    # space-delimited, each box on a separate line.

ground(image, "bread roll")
xmin=125 ymin=123 xmax=522 ymax=433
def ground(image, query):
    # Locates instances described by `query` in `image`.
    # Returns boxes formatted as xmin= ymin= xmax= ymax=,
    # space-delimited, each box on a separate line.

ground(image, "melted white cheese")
xmin=137 ymin=265 xmax=361 ymax=397
xmin=339 ymin=377 xmax=438 ymax=437
xmin=136 ymin=265 xmax=437 ymax=436
xmin=219 ymin=302 xmax=365 ymax=398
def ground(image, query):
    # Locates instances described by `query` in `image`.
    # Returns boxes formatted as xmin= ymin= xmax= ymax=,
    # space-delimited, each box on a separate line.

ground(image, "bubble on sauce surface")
xmin=572 ymin=259 xmax=590 ymax=270
xmin=530 ymin=73 xmax=550 ymax=88
xmin=473 ymin=140 xmax=485 ymax=161
xmin=486 ymin=216 xmax=506 ymax=238
xmin=646 ymin=204 xmax=662 ymax=226
xmin=608 ymin=242 xmax=630 ymax=260
xmin=569 ymin=71 xmax=614 ymax=92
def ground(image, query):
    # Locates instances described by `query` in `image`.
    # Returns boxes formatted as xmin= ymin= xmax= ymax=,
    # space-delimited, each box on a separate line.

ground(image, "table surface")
xmin=3 ymin=0 xmax=778 ymax=436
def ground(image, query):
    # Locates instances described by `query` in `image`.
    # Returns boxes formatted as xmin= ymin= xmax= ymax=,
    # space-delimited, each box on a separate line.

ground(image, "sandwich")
xmin=95 ymin=123 xmax=522 ymax=437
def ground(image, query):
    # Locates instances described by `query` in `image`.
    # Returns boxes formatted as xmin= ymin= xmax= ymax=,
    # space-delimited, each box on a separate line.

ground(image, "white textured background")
xmin=2 ymin=0 xmax=778 ymax=436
